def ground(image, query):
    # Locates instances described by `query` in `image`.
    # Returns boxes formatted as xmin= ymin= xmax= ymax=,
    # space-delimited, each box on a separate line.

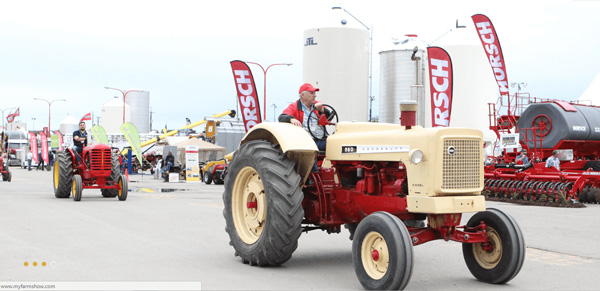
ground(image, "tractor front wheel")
xmin=352 ymin=211 xmax=414 ymax=290
xmin=462 ymin=208 xmax=525 ymax=284
xmin=101 ymin=154 xmax=120 ymax=198
xmin=223 ymin=140 xmax=303 ymax=266
xmin=118 ymin=175 xmax=128 ymax=201
xmin=53 ymin=151 xmax=73 ymax=198
xmin=204 ymin=168 xmax=213 ymax=184
xmin=72 ymin=175 xmax=83 ymax=201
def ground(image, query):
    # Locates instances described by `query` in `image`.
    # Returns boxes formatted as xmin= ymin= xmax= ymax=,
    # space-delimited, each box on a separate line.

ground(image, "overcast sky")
xmin=1 ymin=0 xmax=598 ymax=132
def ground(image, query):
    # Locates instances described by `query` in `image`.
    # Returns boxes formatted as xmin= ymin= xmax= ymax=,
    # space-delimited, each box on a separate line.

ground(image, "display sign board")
xmin=185 ymin=145 xmax=200 ymax=182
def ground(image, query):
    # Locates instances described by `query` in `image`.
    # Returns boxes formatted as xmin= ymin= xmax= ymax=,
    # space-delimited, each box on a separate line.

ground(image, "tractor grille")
xmin=90 ymin=148 xmax=112 ymax=171
xmin=442 ymin=138 xmax=481 ymax=190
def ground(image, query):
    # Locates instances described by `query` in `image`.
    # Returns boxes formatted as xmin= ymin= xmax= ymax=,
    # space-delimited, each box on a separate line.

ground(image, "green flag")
xmin=120 ymin=122 xmax=143 ymax=166
xmin=91 ymin=125 xmax=109 ymax=145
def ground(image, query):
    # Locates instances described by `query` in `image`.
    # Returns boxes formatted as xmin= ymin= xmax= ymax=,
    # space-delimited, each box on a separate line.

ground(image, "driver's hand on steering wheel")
xmin=290 ymin=118 xmax=302 ymax=127
xmin=314 ymin=103 xmax=323 ymax=112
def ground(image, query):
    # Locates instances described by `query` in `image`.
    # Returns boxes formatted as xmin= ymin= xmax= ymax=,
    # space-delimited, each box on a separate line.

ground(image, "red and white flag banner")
xmin=80 ymin=112 xmax=92 ymax=122
xmin=427 ymin=46 xmax=454 ymax=127
xmin=472 ymin=14 xmax=509 ymax=96
xmin=40 ymin=132 xmax=49 ymax=164
xmin=29 ymin=132 xmax=38 ymax=164
xmin=230 ymin=60 xmax=261 ymax=133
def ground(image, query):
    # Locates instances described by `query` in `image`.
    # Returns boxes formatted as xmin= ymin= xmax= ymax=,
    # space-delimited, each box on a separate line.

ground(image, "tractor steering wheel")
xmin=307 ymin=104 xmax=338 ymax=140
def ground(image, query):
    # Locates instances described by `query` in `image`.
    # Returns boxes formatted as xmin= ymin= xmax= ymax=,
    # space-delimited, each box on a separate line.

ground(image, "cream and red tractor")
xmin=223 ymin=103 xmax=525 ymax=290
xmin=53 ymin=143 xmax=127 ymax=201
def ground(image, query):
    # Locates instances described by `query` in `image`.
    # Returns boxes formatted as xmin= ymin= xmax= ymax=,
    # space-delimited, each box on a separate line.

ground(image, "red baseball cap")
xmin=299 ymin=83 xmax=320 ymax=94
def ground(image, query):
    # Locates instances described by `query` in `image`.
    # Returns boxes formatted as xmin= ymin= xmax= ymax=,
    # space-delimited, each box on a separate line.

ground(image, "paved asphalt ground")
xmin=1 ymin=167 xmax=599 ymax=290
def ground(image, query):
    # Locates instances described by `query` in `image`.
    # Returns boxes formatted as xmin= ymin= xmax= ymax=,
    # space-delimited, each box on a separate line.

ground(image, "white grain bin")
xmin=59 ymin=115 xmax=79 ymax=135
xmin=126 ymin=90 xmax=150 ymax=133
xmin=303 ymin=27 xmax=369 ymax=122
xmin=431 ymin=24 xmax=499 ymax=145
xmin=578 ymin=72 xmax=600 ymax=105
xmin=102 ymin=97 xmax=130 ymax=133
xmin=379 ymin=35 xmax=428 ymax=125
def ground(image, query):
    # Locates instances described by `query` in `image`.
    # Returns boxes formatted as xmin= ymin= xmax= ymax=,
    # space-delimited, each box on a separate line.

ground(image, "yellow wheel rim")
xmin=232 ymin=166 xmax=266 ymax=244
xmin=118 ymin=178 xmax=123 ymax=197
xmin=472 ymin=226 xmax=503 ymax=269
xmin=72 ymin=178 xmax=77 ymax=196
xmin=361 ymin=231 xmax=389 ymax=280
xmin=53 ymin=162 xmax=59 ymax=188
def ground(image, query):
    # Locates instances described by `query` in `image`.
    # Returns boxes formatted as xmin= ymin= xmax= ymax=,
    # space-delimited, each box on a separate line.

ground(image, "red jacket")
xmin=278 ymin=100 xmax=331 ymax=124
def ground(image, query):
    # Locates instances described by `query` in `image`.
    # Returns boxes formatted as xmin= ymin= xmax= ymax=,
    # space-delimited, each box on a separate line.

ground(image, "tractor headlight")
xmin=410 ymin=149 xmax=424 ymax=164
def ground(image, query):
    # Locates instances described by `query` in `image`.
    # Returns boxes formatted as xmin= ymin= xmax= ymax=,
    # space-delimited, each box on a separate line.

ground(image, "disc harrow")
xmin=484 ymin=179 xmax=572 ymax=203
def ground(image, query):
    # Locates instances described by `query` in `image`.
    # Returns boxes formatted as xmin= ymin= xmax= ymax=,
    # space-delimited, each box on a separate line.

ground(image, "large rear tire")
xmin=101 ymin=154 xmax=120 ymax=198
xmin=462 ymin=208 xmax=525 ymax=284
xmin=53 ymin=151 xmax=73 ymax=198
xmin=352 ymin=212 xmax=414 ymax=290
xmin=223 ymin=140 xmax=304 ymax=266
xmin=72 ymin=175 xmax=83 ymax=201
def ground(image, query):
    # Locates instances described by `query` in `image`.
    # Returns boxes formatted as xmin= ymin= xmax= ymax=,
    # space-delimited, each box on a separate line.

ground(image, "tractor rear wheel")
xmin=53 ymin=151 xmax=73 ymax=198
xmin=101 ymin=154 xmax=120 ymax=198
xmin=223 ymin=140 xmax=303 ymax=266
xmin=117 ymin=175 xmax=128 ymax=201
xmin=462 ymin=208 xmax=525 ymax=284
xmin=72 ymin=175 xmax=83 ymax=201
xmin=352 ymin=211 xmax=414 ymax=290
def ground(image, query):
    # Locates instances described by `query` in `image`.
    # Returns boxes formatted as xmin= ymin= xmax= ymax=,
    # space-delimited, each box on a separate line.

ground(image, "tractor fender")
xmin=240 ymin=123 xmax=318 ymax=182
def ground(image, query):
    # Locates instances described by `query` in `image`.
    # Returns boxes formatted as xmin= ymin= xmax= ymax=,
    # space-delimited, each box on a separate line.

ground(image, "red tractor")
xmin=53 ymin=143 xmax=127 ymax=201
xmin=0 ymin=154 xmax=11 ymax=182
xmin=223 ymin=104 xmax=524 ymax=290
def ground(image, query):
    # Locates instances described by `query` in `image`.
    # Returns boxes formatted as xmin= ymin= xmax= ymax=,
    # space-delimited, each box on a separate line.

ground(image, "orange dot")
xmin=33 ymin=262 xmax=37 ymax=267
xmin=24 ymin=262 xmax=28 ymax=267
xmin=42 ymin=262 xmax=47 ymax=267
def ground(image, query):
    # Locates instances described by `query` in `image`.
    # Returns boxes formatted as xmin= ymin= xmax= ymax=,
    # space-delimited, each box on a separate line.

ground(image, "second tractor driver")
xmin=73 ymin=121 xmax=87 ymax=161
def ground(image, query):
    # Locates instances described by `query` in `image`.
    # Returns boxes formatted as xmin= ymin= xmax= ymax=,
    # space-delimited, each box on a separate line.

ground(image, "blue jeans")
xmin=73 ymin=146 xmax=83 ymax=162
xmin=312 ymin=139 xmax=326 ymax=172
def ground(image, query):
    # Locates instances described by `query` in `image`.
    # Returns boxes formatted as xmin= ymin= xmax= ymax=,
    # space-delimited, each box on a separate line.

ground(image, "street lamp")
xmin=33 ymin=98 xmax=66 ymax=132
xmin=1 ymin=107 xmax=16 ymax=132
xmin=332 ymin=6 xmax=373 ymax=121
xmin=246 ymin=62 xmax=293 ymax=121
xmin=104 ymin=87 xmax=145 ymax=123
xmin=271 ymin=103 xmax=277 ymax=122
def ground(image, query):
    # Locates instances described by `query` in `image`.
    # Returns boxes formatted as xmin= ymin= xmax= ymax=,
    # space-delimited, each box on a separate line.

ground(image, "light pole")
xmin=271 ymin=103 xmax=277 ymax=122
xmin=104 ymin=87 xmax=145 ymax=123
xmin=1 ymin=107 xmax=16 ymax=132
xmin=246 ymin=62 xmax=293 ymax=121
xmin=31 ymin=118 xmax=36 ymax=131
xmin=332 ymin=6 xmax=373 ymax=121
xmin=33 ymin=98 xmax=66 ymax=132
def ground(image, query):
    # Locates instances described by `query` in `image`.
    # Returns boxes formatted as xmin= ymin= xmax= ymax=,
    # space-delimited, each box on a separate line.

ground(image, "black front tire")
xmin=204 ymin=170 xmax=213 ymax=184
xmin=462 ymin=208 xmax=525 ymax=284
xmin=223 ymin=140 xmax=304 ymax=266
xmin=102 ymin=154 xmax=120 ymax=198
xmin=117 ymin=175 xmax=128 ymax=201
xmin=73 ymin=175 xmax=83 ymax=201
xmin=352 ymin=212 xmax=414 ymax=290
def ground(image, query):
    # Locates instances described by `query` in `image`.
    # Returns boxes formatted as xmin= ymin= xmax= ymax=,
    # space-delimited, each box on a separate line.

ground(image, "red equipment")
xmin=486 ymin=93 xmax=600 ymax=203
xmin=53 ymin=144 xmax=127 ymax=201
xmin=0 ymin=155 xmax=11 ymax=182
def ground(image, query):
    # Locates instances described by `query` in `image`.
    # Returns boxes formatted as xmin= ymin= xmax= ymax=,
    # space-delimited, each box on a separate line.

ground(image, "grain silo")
xmin=126 ymin=91 xmax=150 ymax=133
xmin=59 ymin=115 xmax=79 ymax=135
xmin=102 ymin=97 xmax=130 ymax=133
xmin=378 ymin=35 xmax=428 ymax=125
xmin=303 ymin=27 xmax=369 ymax=122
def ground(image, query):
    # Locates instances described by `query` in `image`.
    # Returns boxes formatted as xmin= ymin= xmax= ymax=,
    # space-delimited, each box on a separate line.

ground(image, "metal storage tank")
xmin=60 ymin=115 xmax=79 ymax=135
xmin=516 ymin=103 xmax=594 ymax=149
xmin=303 ymin=27 xmax=369 ymax=122
xmin=379 ymin=35 xmax=427 ymax=125
xmin=126 ymin=90 xmax=150 ymax=133
xmin=102 ymin=97 xmax=130 ymax=133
